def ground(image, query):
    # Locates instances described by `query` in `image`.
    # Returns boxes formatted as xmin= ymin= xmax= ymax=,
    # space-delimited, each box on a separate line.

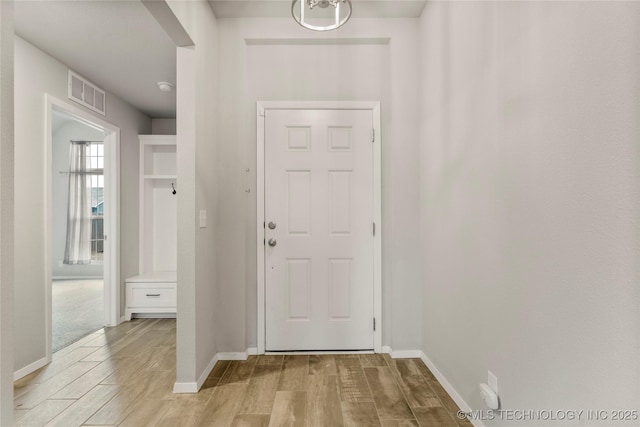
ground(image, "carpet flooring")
xmin=52 ymin=279 xmax=104 ymax=352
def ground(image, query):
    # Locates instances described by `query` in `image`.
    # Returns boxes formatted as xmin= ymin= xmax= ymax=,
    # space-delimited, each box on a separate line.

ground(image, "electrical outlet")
xmin=488 ymin=370 xmax=498 ymax=394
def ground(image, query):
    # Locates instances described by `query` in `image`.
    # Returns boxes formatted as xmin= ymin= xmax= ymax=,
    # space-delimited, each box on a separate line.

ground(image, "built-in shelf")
xmin=126 ymin=135 xmax=177 ymax=320
xmin=141 ymin=135 xmax=176 ymax=176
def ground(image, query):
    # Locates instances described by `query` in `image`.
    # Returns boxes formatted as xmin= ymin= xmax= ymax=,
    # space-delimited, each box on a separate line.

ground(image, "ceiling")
xmin=14 ymin=0 xmax=427 ymax=119
xmin=14 ymin=0 xmax=177 ymax=118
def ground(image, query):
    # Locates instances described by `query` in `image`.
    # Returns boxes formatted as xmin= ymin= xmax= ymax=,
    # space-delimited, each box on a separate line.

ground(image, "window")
xmin=87 ymin=143 xmax=104 ymax=262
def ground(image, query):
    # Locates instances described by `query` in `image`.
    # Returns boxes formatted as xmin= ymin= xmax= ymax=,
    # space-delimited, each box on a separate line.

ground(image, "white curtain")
xmin=64 ymin=141 xmax=92 ymax=265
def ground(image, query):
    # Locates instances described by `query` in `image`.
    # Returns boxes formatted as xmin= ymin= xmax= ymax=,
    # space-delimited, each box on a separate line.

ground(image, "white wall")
xmin=419 ymin=1 xmax=640 ymax=423
xmin=0 ymin=2 xmax=14 ymax=424
xmin=166 ymin=1 xmax=219 ymax=388
xmin=217 ymin=17 xmax=422 ymax=352
xmin=14 ymin=36 xmax=150 ymax=373
xmin=51 ymin=119 xmax=104 ymax=279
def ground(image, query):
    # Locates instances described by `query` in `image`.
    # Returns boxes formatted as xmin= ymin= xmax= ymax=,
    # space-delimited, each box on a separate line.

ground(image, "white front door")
xmin=265 ymin=109 xmax=375 ymax=351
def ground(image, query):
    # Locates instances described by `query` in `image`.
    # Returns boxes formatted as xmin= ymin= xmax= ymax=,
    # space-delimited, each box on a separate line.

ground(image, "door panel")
xmin=265 ymin=109 xmax=374 ymax=351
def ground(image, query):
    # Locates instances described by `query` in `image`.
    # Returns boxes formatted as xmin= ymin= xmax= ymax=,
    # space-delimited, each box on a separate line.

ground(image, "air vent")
xmin=68 ymin=70 xmax=106 ymax=116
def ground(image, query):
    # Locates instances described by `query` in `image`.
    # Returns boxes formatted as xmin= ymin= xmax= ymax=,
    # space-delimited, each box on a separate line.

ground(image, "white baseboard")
xmin=52 ymin=276 xmax=102 ymax=281
xmin=217 ymin=352 xmax=247 ymax=360
xmin=173 ymin=352 xmax=220 ymax=394
xmin=14 ymin=356 xmax=50 ymax=381
xmin=391 ymin=349 xmax=423 ymax=359
xmin=218 ymin=347 xmax=260 ymax=360
xmin=197 ymin=353 xmax=220 ymax=390
xmin=173 ymin=347 xmax=258 ymax=394
xmin=172 ymin=381 xmax=199 ymax=393
xmin=381 ymin=346 xmax=422 ymax=358
xmin=419 ymin=351 xmax=486 ymax=427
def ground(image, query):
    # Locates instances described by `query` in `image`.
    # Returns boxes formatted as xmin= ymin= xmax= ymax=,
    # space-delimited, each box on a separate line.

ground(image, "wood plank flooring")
xmin=13 ymin=319 xmax=472 ymax=427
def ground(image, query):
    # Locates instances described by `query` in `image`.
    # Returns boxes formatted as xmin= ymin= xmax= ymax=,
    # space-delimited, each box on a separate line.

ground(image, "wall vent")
xmin=68 ymin=70 xmax=106 ymax=116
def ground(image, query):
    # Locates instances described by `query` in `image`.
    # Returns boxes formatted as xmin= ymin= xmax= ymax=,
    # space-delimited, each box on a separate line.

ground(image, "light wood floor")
xmin=13 ymin=319 xmax=472 ymax=427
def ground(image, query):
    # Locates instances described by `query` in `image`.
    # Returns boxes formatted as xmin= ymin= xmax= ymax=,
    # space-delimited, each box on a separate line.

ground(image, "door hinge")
xmin=373 ymin=222 xmax=376 ymax=236
xmin=373 ymin=317 xmax=376 ymax=331
xmin=372 ymin=128 xmax=375 ymax=143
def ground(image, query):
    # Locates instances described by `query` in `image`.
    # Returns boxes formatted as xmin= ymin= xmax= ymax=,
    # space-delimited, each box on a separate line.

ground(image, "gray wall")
xmin=14 ymin=36 xmax=150 ymax=372
xmin=151 ymin=118 xmax=176 ymax=135
xmin=0 ymin=1 xmax=14 ymax=423
xmin=51 ymin=119 xmax=104 ymax=279
xmin=217 ymin=18 xmax=422 ymax=353
xmin=419 ymin=1 xmax=640 ymax=421
xmin=167 ymin=0 xmax=219 ymax=386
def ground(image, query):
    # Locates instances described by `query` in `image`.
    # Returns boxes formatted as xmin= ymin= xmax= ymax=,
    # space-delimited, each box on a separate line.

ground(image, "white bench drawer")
xmin=129 ymin=286 xmax=176 ymax=308
xmin=125 ymin=280 xmax=177 ymax=319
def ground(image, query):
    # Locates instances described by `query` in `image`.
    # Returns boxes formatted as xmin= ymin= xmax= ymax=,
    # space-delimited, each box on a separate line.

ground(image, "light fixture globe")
xmin=291 ymin=0 xmax=352 ymax=32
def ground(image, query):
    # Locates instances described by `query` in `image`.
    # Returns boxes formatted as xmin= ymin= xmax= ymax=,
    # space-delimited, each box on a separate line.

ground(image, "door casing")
xmin=256 ymin=101 xmax=382 ymax=354
xmin=45 ymin=95 xmax=121 ymax=362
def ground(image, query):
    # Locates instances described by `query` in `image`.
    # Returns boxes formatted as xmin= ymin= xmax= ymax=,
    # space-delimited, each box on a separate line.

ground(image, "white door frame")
xmin=45 ymin=95 xmax=121 ymax=360
xmin=256 ymin=101 xmax=382 ymax=354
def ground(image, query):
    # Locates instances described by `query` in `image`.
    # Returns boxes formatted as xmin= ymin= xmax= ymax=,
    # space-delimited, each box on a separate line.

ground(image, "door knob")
xmin=268 ymin=238 xmax=277 ymax=247
xmin=268 ymin=221 xmax=277 ymax=230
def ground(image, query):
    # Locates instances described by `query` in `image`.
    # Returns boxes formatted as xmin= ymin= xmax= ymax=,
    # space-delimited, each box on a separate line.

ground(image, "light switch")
xmin=199 ymin=210 xmax=206 ymax=228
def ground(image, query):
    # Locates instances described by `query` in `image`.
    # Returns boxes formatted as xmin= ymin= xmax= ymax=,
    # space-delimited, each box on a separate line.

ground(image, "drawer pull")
xmin=146 ymin=293 xmax=161 ymax=297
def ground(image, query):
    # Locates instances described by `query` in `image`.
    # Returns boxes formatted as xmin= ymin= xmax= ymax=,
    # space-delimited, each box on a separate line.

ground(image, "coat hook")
xmin=172 ymin=183 xmax=177 ymax=195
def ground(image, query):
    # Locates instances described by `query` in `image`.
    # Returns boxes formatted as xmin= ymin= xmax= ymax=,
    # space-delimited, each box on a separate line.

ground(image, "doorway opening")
xmin=45 ymin=96 xmax=120 ymax=357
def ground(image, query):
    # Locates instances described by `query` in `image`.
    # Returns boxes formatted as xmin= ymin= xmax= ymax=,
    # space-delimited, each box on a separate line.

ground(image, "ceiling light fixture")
xmin=157 ymin=81 xmax=174 ymax=92
xmin=291 ymin=0 xmax=352 ymax=32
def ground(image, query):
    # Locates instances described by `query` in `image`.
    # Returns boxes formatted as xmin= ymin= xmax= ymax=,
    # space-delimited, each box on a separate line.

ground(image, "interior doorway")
xmin=45 ymin=96 xmax=120 ymax=356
